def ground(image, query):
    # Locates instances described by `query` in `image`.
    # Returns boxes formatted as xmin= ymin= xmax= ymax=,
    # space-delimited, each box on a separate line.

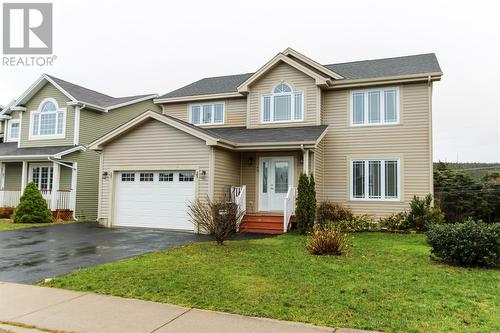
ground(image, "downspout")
xmin=427 ymin=75 xmax=434 ymax=205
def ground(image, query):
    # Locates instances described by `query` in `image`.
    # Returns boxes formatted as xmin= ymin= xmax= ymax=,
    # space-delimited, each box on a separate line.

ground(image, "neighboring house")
xmin=0 ymin=75 xmax=159 ymax=220
xmin=90 ymin=48 xmax=442 ymax=233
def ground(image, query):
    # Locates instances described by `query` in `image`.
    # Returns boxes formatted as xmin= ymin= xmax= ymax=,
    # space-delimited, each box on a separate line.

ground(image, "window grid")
xmin=140 ymin=173 xmax=154 ymax=182
xmin=31 ymin=166 xmax=53 ymax=191
xmin=159 ymin=172 xmax=174 ymax=182
xmin=31 ymin=100 xmax=65 ymax=137
xmin=262 ymin=83 xmax=303 ymax=123
xmin=351 ymin=87 xmax=399 ymax=126
xmin=179 ymin=171 xmax=195 ymax=182
xmin=190 ymin=103 xmax=224 ymax=125
xmin=351 ymin=159 xmax=399 ymax=201
xmin=121 ymin=173 xmax=135 ymax=182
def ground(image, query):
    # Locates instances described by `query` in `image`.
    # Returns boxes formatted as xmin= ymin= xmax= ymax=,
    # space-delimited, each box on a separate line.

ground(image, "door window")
xmin=274 ymin=161 xmax=289 ymax=193
xmin=31 ymin=166 xmax=53 ymax=191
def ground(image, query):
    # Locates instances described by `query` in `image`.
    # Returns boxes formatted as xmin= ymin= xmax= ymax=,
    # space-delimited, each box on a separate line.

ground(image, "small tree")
xmin=187 ymin=197 xmax=244 ymax=245
xmin=13 ymin=182 xmax=52 ymax=224
xmin=296 ymin=173 xmax=316 ymax=234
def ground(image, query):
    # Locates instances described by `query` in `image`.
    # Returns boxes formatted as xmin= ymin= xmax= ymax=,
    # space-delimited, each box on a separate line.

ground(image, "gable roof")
xmin=157 ymin=52 xmax=442 ymax=101
xmin=90 ymin=110 xmax=327 ymax=151
xmin=4 ymin=74 xmax=157 ymax=113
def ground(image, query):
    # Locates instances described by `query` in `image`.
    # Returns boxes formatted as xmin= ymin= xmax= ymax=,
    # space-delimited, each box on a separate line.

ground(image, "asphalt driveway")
xmin=0 ymin=222 xmax=210 ymax=284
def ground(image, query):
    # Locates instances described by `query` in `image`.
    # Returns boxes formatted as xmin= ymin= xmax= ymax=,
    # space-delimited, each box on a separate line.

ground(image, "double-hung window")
xmin=262 ymin=83 xmax=303 ymax=123
xmin=30 ymin=99 xmax=65 ymax=139
xmin=31 ymin=166 xmax=54 ymax=191
xmin=351 ymin=87 xmax=399 ymax=125
xmin=351 ymin=159 xmax=400 ymax=200
xmin=190 ymin=102 xmax=224 ymax=125
xmin=7 ymin=120 xmax=20 ymax=142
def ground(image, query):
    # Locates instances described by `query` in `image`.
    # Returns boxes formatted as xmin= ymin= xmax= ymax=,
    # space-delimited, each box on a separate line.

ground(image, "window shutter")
xmin=191 ymin=106 xmax=201 ymax=124
xmin=33 ymin=114 xmax=40 ymax=135
xmin=294 ymin=92 xmax=303 ymax=120
xmin=263 ymin=96 xmax=271 ymax=122
xmin=214 ymin=104 xmax=224 ymax=123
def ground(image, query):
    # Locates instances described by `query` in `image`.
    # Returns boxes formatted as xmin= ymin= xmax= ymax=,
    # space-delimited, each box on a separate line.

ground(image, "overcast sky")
xmin=1 ymin=0 xmax=499 ymax=162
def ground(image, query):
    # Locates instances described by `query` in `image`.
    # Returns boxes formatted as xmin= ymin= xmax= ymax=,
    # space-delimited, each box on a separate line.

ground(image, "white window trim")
xmin=349 ymin=158 xmax=401 ymax=201
xmin=350 ymin=87 xmax=400 ymax=127
xmin=261 ymin=83 xmax=304 ymax=124
xmin=188 ymin=101 xmax=225 ymax=126
xmin=29 ymin=97 xmax=67 ymax=140
xmin=28 ymin=163 xmax=54 ymax=191
xmin=6 ymin=119 xmax=20 ymax=142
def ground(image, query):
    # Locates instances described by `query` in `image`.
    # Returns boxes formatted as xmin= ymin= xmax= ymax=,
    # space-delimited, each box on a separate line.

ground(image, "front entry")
xmin=259 ymin=157 xmax=294 ymax=212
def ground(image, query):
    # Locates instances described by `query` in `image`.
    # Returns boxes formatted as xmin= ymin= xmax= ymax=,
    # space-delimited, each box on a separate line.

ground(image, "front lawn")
xmin=43 ymin=233 xmax=499 ymax=333
xmin=0 ymin=219 xmax=74 ymax=231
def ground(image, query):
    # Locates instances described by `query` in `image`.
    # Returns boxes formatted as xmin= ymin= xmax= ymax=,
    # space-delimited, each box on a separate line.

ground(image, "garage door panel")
xmin=114 ymin=171 xmax=195 ymax=231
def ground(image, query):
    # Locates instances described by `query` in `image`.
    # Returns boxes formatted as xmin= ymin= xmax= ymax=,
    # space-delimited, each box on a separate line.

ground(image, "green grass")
xmin=0 ymin=219 xmax=74 ymax=231
xmin=43 ymin=233 xmax=499 ymax=333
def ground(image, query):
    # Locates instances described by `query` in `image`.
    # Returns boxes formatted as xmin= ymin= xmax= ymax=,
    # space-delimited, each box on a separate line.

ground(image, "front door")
xmin=259 ymin=157 xmax=293 ymax=212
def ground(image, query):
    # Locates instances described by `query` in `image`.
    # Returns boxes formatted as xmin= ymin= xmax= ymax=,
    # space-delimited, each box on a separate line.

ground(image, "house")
xmin=0 ymin=75 xmax=160 ymax=220
xmin=91 ymin=48 xmax=442 ymax=233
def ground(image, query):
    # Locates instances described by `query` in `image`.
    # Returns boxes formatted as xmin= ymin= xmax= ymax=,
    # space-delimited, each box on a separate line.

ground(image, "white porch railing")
xmin=231 ymin=185 xmax=246 ymax=231
xmin=283 ymin=186 xmax=296 ymax=232
xmin=0 ymin=190 xmax=73 ymax=210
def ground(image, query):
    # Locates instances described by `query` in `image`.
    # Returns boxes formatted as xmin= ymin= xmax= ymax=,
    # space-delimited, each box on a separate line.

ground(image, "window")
xmin=31 ymin=99 xmax=65 ymax=138
xmin=351 ymin=159 xmax=400 ymax=200
xmin=350 ymin=87 xmax=399 ymax=126
xmin=261 ymin=83 xmax=303 ymax=123
xmin=159 ymin=172 xmax=173 ymax=182
xmin=179 ymin=171 xmax=194 ymax=182
xmin=7 ymin=120 xmax=20 ymax=142
xmin=121 ymin=173 xmax=135 ymax=182
xmin=140 ymin=172 xmax=154 ymax=182
xmin=190 ymin=103 xmax=224 ymax=125
xmin=31 ymin=166 xmax=53 ymax=191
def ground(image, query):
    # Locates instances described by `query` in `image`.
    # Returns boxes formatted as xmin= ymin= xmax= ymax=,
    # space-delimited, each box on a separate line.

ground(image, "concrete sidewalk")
xmin=0 ymin=282 xmax=377 ymax=333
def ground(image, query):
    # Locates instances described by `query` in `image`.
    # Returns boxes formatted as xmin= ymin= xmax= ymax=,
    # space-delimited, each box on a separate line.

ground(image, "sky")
xmin=0 ymin=0 xmax=499 ymax=162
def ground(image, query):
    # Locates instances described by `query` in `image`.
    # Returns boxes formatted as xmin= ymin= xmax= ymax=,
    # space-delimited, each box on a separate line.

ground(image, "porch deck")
xmin=0 ymin=189 xmax=74 ymax=211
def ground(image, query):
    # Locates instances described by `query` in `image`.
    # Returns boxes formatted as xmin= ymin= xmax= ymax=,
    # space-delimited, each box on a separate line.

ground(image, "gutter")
xmin=48 ymin=157 xmax=77 ymax=169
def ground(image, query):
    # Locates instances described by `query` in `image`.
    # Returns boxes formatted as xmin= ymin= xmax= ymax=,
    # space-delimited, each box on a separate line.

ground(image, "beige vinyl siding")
xmin=240 ymin=151 xmax=302 ymax=213
xmin=313 ymin=141 xmax=325 ymax=202
xmin=247 ymin=62 xmax=319 ymax=128
xmin=321 ymin=83 xmax=432 ymax=217
xmin=4 ymin=162 xmax=22 ymax=190
xmin=20 ymin=83 xmax=74 ymax=148
xmin=162 ymin=98 xmax=247 ymax=127
xmin=213 ymin=148 xmax=241 ymax=201
xmin=62 ymin=150 xmax=100 ymax=220
xmin=98 ymin=119 xmax=210 ymax=224
xmin=79 ymin=100 xmax=160 ymax=145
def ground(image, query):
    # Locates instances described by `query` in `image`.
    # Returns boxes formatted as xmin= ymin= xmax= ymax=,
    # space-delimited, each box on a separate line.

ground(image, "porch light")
xmin=247 ymin=157 xmax=254 ymax=165
xmin=299 ymin=156 xmax=304 ymax=165
xmin=102 ymin=171 xmax=110 ymax=179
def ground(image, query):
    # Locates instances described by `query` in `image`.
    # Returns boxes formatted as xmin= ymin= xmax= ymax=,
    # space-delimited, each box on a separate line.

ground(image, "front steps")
xmin=239 ymin=213 xmax=296 ymax=234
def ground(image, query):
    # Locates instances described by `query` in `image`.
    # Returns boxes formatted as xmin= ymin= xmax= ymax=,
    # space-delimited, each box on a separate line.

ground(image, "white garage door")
xmin=114 ymin=170 xmax=195 ymax=231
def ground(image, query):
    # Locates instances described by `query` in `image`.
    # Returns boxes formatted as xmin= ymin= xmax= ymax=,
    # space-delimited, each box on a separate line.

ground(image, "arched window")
xmin=31 ymin=98 xmax=65 ymax=138
xmin=262 ymin=82 xmax=303 ymax=123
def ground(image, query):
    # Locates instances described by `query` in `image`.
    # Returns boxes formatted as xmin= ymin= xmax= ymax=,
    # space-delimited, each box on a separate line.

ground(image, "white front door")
xmin=259 ymin=157 xmax=293 ymax=212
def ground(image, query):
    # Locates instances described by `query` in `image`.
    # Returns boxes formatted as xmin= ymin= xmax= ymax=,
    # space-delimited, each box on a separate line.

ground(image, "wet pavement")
xmin=0 ymin=222 xmax=212 ymax=284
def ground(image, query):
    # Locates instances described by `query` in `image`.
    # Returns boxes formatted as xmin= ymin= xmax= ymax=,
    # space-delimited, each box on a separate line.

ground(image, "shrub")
xmin=405 ymin=194 xmax=445 ymax=231
xmin=306 ymin=223 xmax=349 ymax=255
xmin=379 ymin=211 xmax=408 ymax=231
xmin=426 ymin=219 xmax=500 ymax=267
xmin=0 ymin=206 xmax=16 ymax=219
xmin=317 ymin=201 xmax=353 ymax=224
xmin=13 ymin=182 xmax=52 ymax=224
xmin=336 ymin=214 xmax=378 ymax=232
xmin=187 ymin=197 xmax=244 ymax=245
xmin=296 ymin=173 xmax=316 ymax=234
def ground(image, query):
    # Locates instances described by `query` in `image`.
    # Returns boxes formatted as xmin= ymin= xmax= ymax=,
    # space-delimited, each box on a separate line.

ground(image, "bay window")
xmin=30 ymin=99 xmax=65 ymax=139
xmin=351 ymin=159 xmax=400 ymax=200
xmin=190 ymin=102 xmax=224 ymax=125
xmin=351 ymin=87 xmax=399 ymax=125
xmin=262 ymin=83 xmax=303 ymax=123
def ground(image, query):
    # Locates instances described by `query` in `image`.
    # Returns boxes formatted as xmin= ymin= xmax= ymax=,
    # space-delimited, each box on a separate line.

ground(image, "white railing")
xmin=283 ymin=186 xmax=296 ymax=232
xmin=232 ymin=185 xmax=246 ymax=231
xmin=0 ymin=189 xmax=73 ymax=210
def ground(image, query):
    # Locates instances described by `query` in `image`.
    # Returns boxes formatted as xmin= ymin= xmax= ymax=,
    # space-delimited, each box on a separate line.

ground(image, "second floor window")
xmin=190 ymin=102 xmax=224 ymax=125
xmin=262 ymin=83 xmax=303 ymax=123
xmin=31 ymin=99 xmax=65 ymax=138
xmin=7 ymin=120 xmax=20 ymax=142
xmin=351 ymin=87 xmax=399 ymax=126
